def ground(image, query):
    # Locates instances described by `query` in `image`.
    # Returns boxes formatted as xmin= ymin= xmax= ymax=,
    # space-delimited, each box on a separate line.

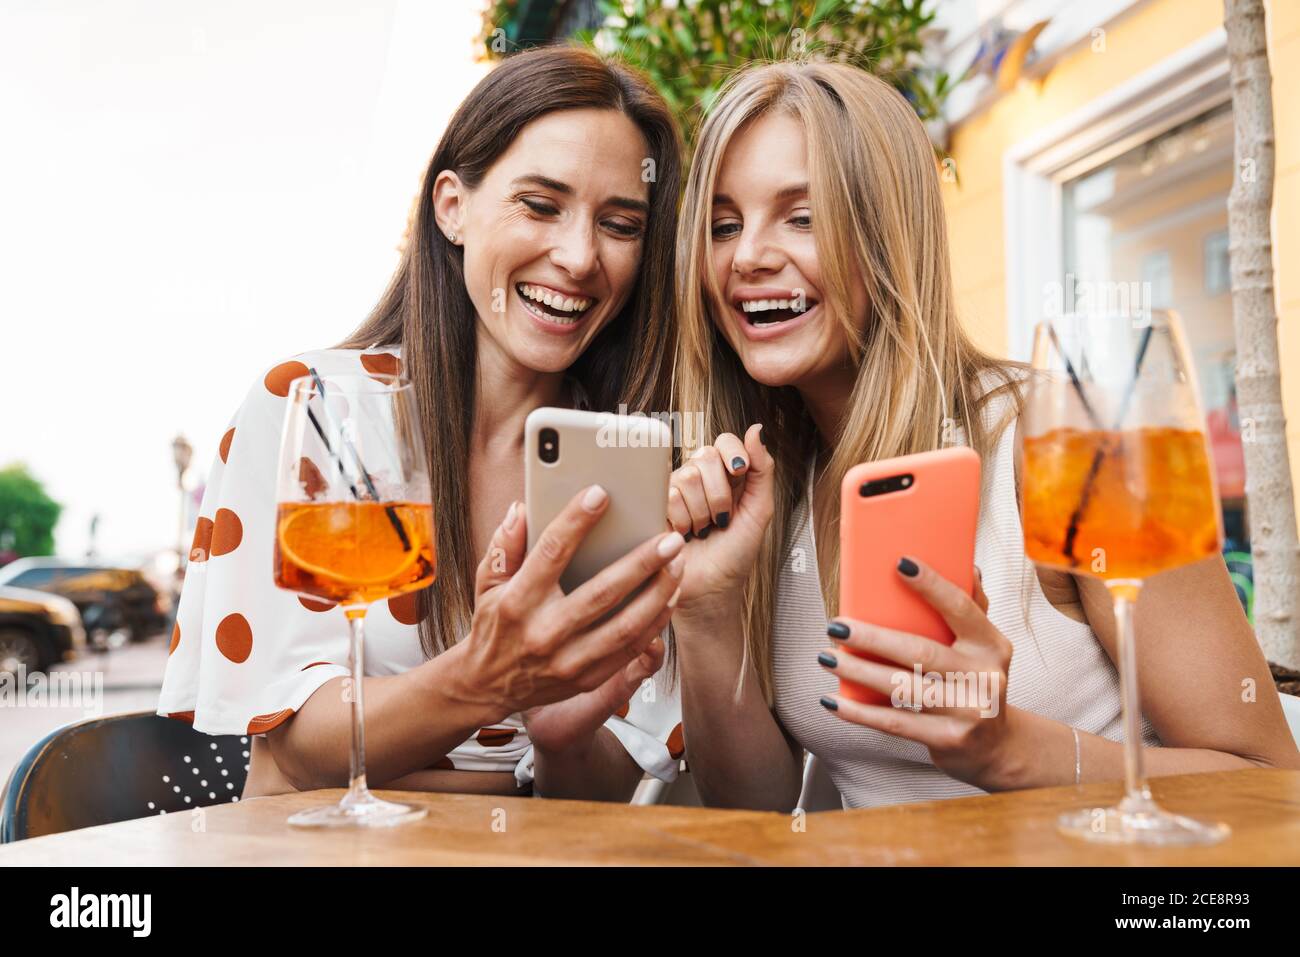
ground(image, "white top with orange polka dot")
xmin=156 ymin=346 xmax=684 ymax=788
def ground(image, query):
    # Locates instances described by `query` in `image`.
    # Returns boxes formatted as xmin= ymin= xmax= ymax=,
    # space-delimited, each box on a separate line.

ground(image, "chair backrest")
xmin=1 ymin=711 xmax=249 ymax=842
xmin=796 ymin=754 xmax=843 ymax=812
xmin=1280 ymin=693 xmax=1300 ymax=749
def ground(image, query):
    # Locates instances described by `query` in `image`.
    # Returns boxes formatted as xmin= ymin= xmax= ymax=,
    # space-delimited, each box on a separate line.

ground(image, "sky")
xmin=0 ymin=0 xmax=489 ymax=564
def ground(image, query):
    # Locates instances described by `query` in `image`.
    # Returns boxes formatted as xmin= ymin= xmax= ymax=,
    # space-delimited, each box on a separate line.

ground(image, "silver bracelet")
xmin=1071 ymin=726 xmax=1082 ymax=785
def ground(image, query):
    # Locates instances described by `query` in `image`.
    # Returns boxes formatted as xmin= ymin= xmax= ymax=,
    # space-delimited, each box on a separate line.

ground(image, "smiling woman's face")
xmin=708 ymin=111 xmax=867 ymax=393
xmin=435 ymin=108 xmax=652 ymax=375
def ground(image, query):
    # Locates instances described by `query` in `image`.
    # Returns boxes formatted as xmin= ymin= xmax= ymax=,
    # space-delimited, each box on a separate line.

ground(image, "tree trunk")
xmin=1224 ymin=0 xmax=1300 ymax=669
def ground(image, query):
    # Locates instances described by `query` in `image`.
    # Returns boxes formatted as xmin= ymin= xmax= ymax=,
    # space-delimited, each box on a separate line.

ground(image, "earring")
xmin=445 ymin=230 xmax=457 ymax=244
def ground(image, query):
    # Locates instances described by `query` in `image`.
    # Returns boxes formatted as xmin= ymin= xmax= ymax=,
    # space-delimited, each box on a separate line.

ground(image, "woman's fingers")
xmin=667 ymin=432 xmax=761 ymax=538
xmin=817 ymin=647 xmax=973 ymax=715
xmin=667 ymin=485 xmax=694 ymax=537
xmin=826 ymin=616 xmax=965 ymax=675
xmin=688 ymin=445 xmax=737 ymax=528
xmin=569 ymin=595 xmax=675 ymax=694
xmin=473 ymin=500 xmax=527 ymax=599
xmin=630 ymin=634 xmax=666 ymax=683
xmin=737 ymin=424 xmax=775 ymax=526
xmin=897 ymin=556 xmax=996 ymax=646
xmin=671 ymin=463 xmax=714 ymax=535
xmin=820 ymin=694 xmax=968 ymax=748
xmin=557 ymin=560 xmax=680 ymax=677
xmin=511 ymin=484 xmax=609 ymax=600
xmin=713 ymin=432 xmax=750 ymax=477
xmin=560 ymin=530 xmax=685 ymax=634
xmin=592 ymin=635 xmax=666 ymax=718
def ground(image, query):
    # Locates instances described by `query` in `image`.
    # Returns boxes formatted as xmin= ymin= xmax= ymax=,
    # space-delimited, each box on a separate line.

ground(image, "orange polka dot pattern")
xmin=360 ymin=352 xmax=402 ymax=380
xmin=666 ymin=723 xmax=685 ymax=761
xmin=387 ymin=591 xmax=421 ymax=626
xmin=476 ymin=727 xmax=516 ymax=748
xmin=190 ymin=517 xmax=214 ymax=563
xmin=247 ymin=709 xmax=294 ymax=735
xmin=264 ymin=360 xmax=309 ymax=398
xmin=211 ymin=508 xmax=243 ymax=557
xmin=215 ymin=613 xmax=253 ymax=663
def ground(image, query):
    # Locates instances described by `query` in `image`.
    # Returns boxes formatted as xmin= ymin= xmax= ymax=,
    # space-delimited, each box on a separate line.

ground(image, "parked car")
xmin=0 ymin=586 xmax=86 ymax=676
xmin=0 ymin=559 xmax=171 ymax=646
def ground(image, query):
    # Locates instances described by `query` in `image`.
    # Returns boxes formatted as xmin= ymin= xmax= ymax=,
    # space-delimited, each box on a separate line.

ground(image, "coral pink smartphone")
xmin=838 ymin=447 xmax=980 ymax=705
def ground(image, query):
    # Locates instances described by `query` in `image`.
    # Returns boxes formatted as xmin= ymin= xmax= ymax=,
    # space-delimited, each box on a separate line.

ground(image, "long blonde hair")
xmin=675 ymin=61 xmax=1020 ymax=703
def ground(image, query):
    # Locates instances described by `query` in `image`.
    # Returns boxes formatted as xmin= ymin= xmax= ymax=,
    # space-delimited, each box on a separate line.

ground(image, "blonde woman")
xmin=667 ymin=61 xmax=1300 ymax=810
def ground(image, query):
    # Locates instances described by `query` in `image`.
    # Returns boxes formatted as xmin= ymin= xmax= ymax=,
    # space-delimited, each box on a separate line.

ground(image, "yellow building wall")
xmin=942 ymin=0 xmax=1300 ymax=522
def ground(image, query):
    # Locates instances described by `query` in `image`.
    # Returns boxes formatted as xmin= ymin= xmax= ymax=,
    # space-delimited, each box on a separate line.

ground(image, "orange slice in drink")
xmin=277 ymin=502 xmax=422 ymax=586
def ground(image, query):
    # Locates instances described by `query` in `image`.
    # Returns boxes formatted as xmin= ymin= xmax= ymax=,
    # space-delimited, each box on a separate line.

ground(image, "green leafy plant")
xmin=0 ymin=463 xmax=61 ymax=558
xmin=480 ymin=0 xmax=956 ymax=148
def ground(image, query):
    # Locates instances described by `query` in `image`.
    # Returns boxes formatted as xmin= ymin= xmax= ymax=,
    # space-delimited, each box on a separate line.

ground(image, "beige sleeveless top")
xmin=772 ymin=389 xmax=1161 ymax=809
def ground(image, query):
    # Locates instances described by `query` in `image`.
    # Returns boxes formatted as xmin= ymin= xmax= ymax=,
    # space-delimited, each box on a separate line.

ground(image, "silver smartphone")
xmin=524 ymin=407 xmax=672 ymax=594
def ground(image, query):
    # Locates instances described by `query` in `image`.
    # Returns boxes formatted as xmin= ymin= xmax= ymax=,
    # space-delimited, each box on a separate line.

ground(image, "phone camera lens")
xmin=538 ymin=428 xmax=559 ymax=464
xmin=860 ymin=473 xmax=915 ymax=497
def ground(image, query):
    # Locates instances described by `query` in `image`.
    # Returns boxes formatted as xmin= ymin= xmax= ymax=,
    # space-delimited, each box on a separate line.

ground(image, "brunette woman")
xmin=159 ymin=47 xmax=686 ymax=802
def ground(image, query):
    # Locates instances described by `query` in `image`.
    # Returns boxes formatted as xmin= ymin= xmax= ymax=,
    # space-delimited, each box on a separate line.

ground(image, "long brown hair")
xmin=675 ymin=62 xmax=1019 ymax=702
xmin=339 ymin=46 xmax=682 ymax=657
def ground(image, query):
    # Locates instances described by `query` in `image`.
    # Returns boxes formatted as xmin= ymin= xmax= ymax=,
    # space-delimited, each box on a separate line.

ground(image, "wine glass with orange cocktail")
xmin=1020 ymin=310 xmax=1228 ymax=845
xmin=273 ymin=370 xmax=434 ymax=827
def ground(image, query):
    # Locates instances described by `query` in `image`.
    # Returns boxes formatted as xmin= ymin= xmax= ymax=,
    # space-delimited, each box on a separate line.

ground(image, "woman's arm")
xmin=266 ymin=644 xmax=500 ymax=791
xmin=674 ymin=597 xmax=804 ymax=810
xmin=532 ymin=726 xmax=646 ymax=801
xmin=819 ymin=556 xmax=1300 ymax=794
xmin=1043 ymin=556 xmax=1300 ymax=784
xmin=668 ymin=425 xmax=804 ymax=810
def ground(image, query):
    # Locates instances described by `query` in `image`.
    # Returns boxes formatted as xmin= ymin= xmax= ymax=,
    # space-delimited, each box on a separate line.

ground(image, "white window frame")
xmin=1000 ymin=28 xmax=1230 ymax=359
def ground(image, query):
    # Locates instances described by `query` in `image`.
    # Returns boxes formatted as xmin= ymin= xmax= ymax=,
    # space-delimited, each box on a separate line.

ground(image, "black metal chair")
xmin=1 ymin=711 xmax=249 ymax=842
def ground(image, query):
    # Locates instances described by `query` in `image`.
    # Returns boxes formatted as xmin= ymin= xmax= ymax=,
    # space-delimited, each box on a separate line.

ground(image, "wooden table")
xmin=2 ymin=768 xmax=1298 ymax=866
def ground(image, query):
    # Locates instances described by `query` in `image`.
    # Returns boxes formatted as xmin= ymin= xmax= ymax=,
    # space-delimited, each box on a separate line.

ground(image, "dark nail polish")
xmin=817 ymin=651 xmax=838 ymax=669
xmin=696 ymin=525 xmax=711 ymax=539
xmin=898 ymin=557 xmax=919 ymax=577
xmin=757 ymin=425 xmax=768 ymax=448
xmin=716 ymin=511 xmax=730 ymax=529
xmin=819 ymin=696 xmax=838 ymax=712
xmin=731 ymin=456 xmax=747 ymax=471
xmin=683 ymin=531 xmax=694 ymax=543
xmin=826 ymin=621 xmax=850 ymax=640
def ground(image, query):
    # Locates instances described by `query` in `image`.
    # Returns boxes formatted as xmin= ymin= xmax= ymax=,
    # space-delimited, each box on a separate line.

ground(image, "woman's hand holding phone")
xmin=819 ymin=559 xmax=1029 ymax=791
xmin=451 ymin=484 xmax=684 ymax=752
xmin=666 ymin=423 xmax=774 ymax=616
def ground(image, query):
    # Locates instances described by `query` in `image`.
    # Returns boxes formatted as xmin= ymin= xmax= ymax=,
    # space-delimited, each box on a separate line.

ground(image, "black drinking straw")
xmin=1047 ymin=323 xmax=1104 ymax=430
xmin=305 ymin=367 xmax=411 ymax=553
xmin=1060 ymin=321 xmax=1155 ymax=565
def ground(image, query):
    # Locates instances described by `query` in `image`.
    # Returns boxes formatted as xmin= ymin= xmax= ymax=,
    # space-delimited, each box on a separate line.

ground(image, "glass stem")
xmin=1108 ymin=580 xmax=1153 ymax=810
xmin=342 ymin=608 xmax=372 ymax=809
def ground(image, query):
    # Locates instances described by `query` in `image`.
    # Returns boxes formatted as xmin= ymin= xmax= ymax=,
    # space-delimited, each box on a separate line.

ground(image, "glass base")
xmin=1057 ymin=793 xmax=1228 ymax=846
xmin=288 ymin=793 xmax=426 ymax=829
